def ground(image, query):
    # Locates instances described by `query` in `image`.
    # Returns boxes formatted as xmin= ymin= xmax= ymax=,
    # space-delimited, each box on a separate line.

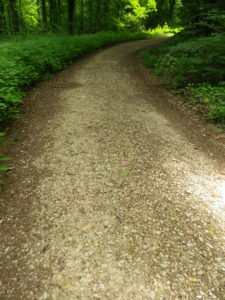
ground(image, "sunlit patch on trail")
xmin=191 ymin=175 xmax=225 ymax=225
xmin=165 ymin=157 xmax=225 ymax=226
xmin=212 ymin=180 xmax=225 ymax=209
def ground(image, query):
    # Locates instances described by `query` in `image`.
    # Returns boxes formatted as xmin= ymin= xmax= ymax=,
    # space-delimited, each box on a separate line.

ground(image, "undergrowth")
xmin=0 ymin=31 xmax=152 ymax=124
xmin=0 ymin=30 xmax=163 ymax=183
xmin=140 ymin=32 xmax=225 ymax=124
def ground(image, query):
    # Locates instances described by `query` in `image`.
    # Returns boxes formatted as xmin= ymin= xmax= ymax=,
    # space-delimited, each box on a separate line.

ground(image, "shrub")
xmin=140 ymin=31 xmax=225 ymax=123
xmin=185 ymin=83 xmax=225 ymax=123
xmin=0 ymin=31 xmax=153 ymax=125
xmin=0 ymin=31 xmax=155 ymax=183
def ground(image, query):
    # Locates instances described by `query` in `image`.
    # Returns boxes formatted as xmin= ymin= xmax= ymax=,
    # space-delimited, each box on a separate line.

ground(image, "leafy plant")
xmin=0 ymin=31 xmax=156 ymax=186
xmin=120 ymin=170 xmax=130 ymax=178
xmin=140 ymin=31 xmax=225 ymax=123
xmin=0 ymin=31 xmax=154 ymax=126
xmin=0 ymin=132 xmax=9 ymax=184
xmin=184 ymin=83 xmax=225 ymax=123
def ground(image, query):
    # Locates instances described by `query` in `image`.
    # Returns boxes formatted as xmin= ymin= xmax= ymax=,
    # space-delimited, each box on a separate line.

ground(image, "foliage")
xmin=0 ymin=30 xmax=155 ymax=182
xmin=0 ymin=31 xmax=153 ymax=125
xmin=140 ymin=32 xmax=225 ymax=123
xmin=0 ymin=0 xmax=224 ymax=36
xmin=118 ymin=0 xmax=157 ymax=31
xmin=0 ymin=0 xmax=160 ymax=35
xmin=181 ymin=0 xmax=225 ymax=35
xmin=184 ymin=83 xmax=225 ymax=123
xmin=0 ymin=0 xmax=183 ymax=35
xmin=142 ymin=33 xmax=225 ymax=87
xmin=146 ymin=0 xmax=182 ymax=29
xmin=0 ymin=0 xmax=225 ymax=185
xmin=0 ymin=132 xmax=8 ymax=185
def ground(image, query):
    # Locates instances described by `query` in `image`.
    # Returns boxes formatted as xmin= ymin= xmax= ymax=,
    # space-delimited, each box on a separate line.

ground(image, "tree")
xmin=0 ymin=0 xmax=5 ymax=34
xmin=41 ymin=0 xmax=47 ymax=25
xmin=0 ymin=0 xmax=184 ymax=36
xmin=9 ymin=0 xmax=20 ymax=32
xmin=181 ymin=0 xmax=225 ymax=34
xmin=68 ymin=0 xmax=75 ymax=34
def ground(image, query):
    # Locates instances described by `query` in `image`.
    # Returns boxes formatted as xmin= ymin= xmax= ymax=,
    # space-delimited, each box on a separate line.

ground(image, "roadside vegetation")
xmin=0 ymin=31 xmax=156 ymax=183
xmin=1 ymin=0 xmax=225 ymax=182
xmin=141 ymin=1 xmax=225 ymax=125
xmin=0 ymin=31 xmax=155 ymax=124
xmin=0 ymin=0 xmax=182 ymax=183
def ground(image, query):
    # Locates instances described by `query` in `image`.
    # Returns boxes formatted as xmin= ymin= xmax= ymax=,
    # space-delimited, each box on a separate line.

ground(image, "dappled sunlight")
xmin=1 ymin=0 xmax=225 ymax=298
xmin=203 ymin=176 xmax=225 ymax=216
xmin=163 ymin=149 xmax=225 ymax=227
xmin=212 ymin=179 xmax=225 ymax=209
xmin=187 ymin=173 xmax=225 ymax=226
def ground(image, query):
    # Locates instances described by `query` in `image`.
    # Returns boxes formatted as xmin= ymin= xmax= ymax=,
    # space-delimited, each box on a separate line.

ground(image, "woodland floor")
xmin=0 ymin=39 xmax=225 ymax=300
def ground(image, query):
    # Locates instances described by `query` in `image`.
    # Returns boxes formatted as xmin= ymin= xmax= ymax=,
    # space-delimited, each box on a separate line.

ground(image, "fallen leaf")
xmin=120 ymin=171 xmax=129 ymax=178
xmin=189 ymin=277 xmax=200 ymax=285
xmin=63 ymin=282 xmax=73 ymax=290
xmin=211 ymin=193 xmax=221 ymax=198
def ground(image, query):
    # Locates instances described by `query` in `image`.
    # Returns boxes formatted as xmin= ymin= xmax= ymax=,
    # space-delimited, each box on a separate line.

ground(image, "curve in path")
xmin=0 ymin=39 xmax=225 ymax=300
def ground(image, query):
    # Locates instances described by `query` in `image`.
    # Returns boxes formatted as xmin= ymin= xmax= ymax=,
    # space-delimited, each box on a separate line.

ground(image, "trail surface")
xmin=0 ymin=39 xmax=225 ymax=300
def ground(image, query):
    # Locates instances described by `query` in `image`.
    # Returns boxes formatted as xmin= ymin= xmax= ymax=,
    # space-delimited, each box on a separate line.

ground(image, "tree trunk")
xmin=80 ymin=0 xmax=85 ymax=33
xmin=0 ymin=0 xmax=5 ymax=34
xmin=169 ymin=0 xmax=176 ymax=19
xmin=9 ymin=0 xmax=20 ymax=33
xmin=95 ymin=0 xmax=101 ymax=32
xmin=68 ymin=0 xmax=75 ymax=34
xmin=18 ymin=0 xmax=24 ymax=32
xmin=49 ymin=0 xmax=58 ymax=29
xmin=41 ymin=0 xmax=47 ymax=25
xmin=57 ymin=0 xmax=61 ymax=26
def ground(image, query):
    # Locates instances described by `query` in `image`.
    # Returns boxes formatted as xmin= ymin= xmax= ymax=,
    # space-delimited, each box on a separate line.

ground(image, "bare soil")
xmin=0 ymin=39 xmax=225 ymax=300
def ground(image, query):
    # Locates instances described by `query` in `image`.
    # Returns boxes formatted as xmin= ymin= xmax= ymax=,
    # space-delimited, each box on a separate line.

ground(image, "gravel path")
xmin=0 ymin=39 xmax=225 ymax=300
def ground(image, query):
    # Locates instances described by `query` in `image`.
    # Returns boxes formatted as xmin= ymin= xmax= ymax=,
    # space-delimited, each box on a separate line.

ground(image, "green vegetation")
xmin=0 ymin=31 xmax=153 ymax=124
xmin=0 ymin=0 xmax=182 ymax=129
xmin=1 ymin=0 xmax=225 ymax=182
xmin=0 ymin=0 xmax=181 ymax=183
xmin=0 ymin=0 xmax=176 ymax=35
xmin=0 ymin=132 xmax=8 ymax=185
xmin=184 ymin=83 xmax=225 ymax=123
xmin=0 ymin=0 xmax=182 ymax=128
xmin=0 ymin=30 xmax=155 ymax=183
xmin=141 ymin=0 xmax=225 ymax=124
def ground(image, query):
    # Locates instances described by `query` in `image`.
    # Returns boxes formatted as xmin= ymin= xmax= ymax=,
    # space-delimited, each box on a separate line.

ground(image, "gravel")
xmin=0 ymin=39 xmax=225 ymax=299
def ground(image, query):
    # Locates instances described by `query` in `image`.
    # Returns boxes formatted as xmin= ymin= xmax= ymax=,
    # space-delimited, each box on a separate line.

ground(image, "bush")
xmin=0 ymin=31 xmax=153 ymax=125
xmin=140 ymin=31 xmax=225 ymax=123
xmin=185 ymin=83 xmax=225 ymax=123
xmin=159 ymin=34 xmax=225 ymax=86
xmin=0 ymin=30 xmax=156 ymax=183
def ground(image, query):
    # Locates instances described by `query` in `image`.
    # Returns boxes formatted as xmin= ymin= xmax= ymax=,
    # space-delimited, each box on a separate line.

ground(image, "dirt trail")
xmin=0 ymin=39 xmax=225 ymax=300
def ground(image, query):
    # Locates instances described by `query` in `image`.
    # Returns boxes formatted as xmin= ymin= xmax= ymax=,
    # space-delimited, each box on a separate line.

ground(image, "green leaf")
xmin=0 ymin=157 xmax=10 ymax=161
xmin=63 ymin=282 xmax=73 ymax=290
xmin=120 ymin=171 xmax=129 ymax=178
xmin=211 ymin=125 xmax=223 ymax=133
xmin=0 ymin=164 xmax=9 ymax=171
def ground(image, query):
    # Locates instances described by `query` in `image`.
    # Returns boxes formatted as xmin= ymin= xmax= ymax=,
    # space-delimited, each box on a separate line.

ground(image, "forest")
xmin=1 ymin=2 xmax=225 ymax=298
xmin=0 ymin=0 xmax=180 ymax=34
xmin=0 ymin=0 xmax=225 ymax=175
